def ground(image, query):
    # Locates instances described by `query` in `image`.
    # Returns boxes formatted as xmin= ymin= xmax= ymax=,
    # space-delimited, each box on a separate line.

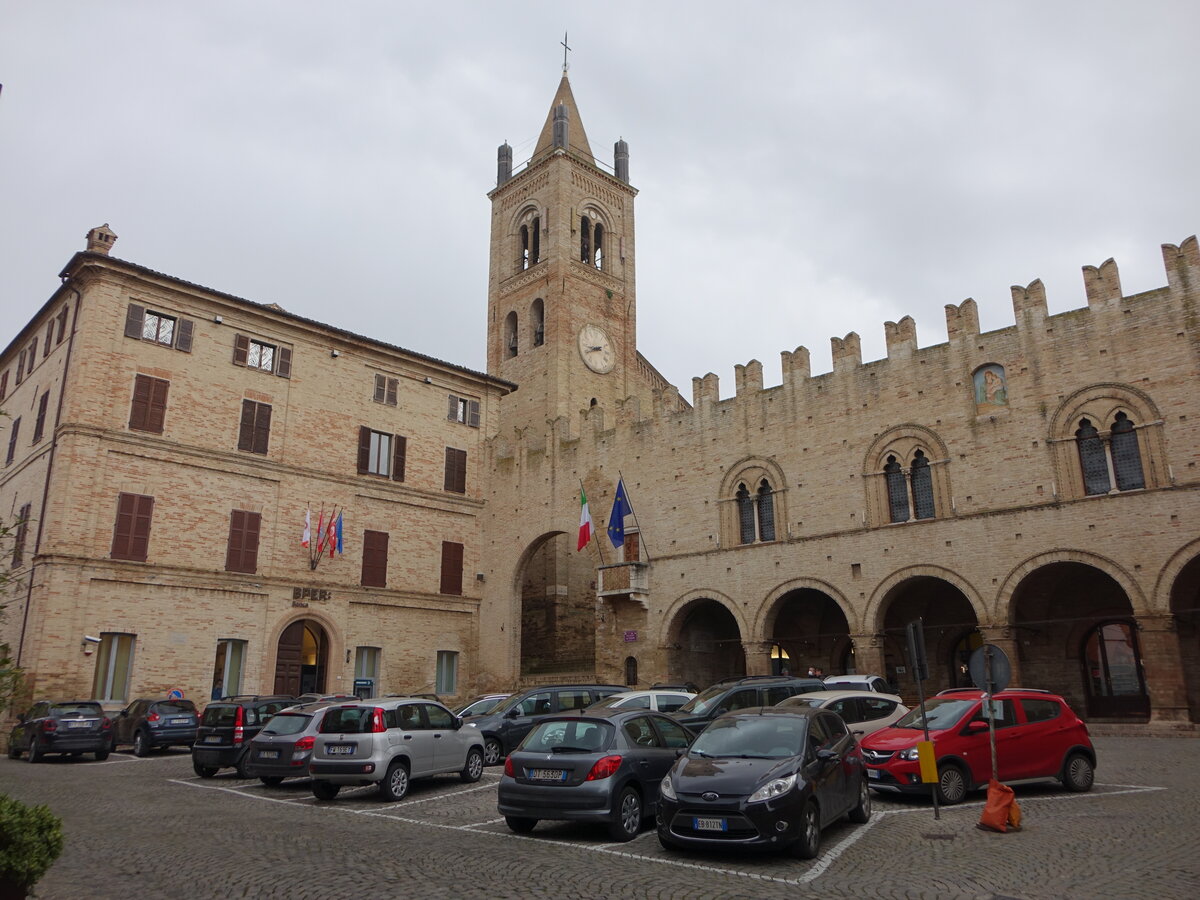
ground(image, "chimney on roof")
xmin=86 ymin=224 xmax=117 ymax=255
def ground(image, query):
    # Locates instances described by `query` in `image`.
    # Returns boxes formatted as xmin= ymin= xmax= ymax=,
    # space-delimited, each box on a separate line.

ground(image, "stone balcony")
xmin=598 ymin=561 xmax=650 ymax=607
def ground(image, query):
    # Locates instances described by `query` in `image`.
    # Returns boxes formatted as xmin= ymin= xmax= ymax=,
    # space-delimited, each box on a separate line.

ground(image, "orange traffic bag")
xmin=977 ymin=780 xmax=1018 ymax=833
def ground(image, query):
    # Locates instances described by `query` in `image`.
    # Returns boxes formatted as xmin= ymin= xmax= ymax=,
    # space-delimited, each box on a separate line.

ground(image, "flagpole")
xmin=617 ymin=470 xmax=651 ymax=562
xmin=579 ymin=478 xmax=606 ymax=566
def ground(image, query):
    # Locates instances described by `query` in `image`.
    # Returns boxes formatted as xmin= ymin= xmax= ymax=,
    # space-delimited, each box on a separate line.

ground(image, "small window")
xmin=440 ymin=541 xmax=464 ymax=595
xmin=129 ymin=375 xmax=169 ymax=434
xmin=31 ymin=391 xmax=50 ymax=444
xmin=212 ymin=639 xmax=246 ymax=699
xmin=373 ymin=374 xmax=399 ymax=406
xmin=362 ymin=530 xmax=389 ymax=588
xmin=56 ymin=306 xmax=69 ymax=344
xmin=111 ymin=492 xmax=154 ymax=561
xmin=232 ymin=333 xmax=290 ymax=377
xmin=357 ymin=427 xmax=405 ymax=481
xmin=143 ymin=311 xmax=176 ymax=346
xmin=11 ymin=502 xmax=31 ymax=568
xmin=0 ymin=369 xmax=8 ymax=402
xmin=444 ymin=447 xmax=467 ymax=493
xmin=435 ymin=651 xmax=458 ymax=695
xmin=447 ymin=395 xmax=481 ymax=427
xmin=15 ymin=351 xmax=26 ymax=385
xmin=224 ymin=510 xmax=261 ymax=574
xmin=6 ymin=417 xmax=21 ymax=465
xmin=124 ymin=303 xmax=193 ymax=351
xmin=92 ymin=633 xmax=136 ymax=702
xmin=237 ymin=400 xmax=272 ymax=454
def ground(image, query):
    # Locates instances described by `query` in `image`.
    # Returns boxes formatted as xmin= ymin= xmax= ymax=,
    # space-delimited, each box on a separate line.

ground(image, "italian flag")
xmin=577 ymin=487 xmax=593 ymax=551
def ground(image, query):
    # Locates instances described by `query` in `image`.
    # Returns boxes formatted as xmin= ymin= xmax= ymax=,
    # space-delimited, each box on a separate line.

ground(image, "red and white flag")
xmin=577 ymin=487 xmax=593 ymax=551
xmin=301 ymin=507 xmax=311 ymax=548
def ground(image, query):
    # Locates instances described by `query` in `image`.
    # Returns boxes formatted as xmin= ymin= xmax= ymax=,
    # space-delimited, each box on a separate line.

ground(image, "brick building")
xmin=3 ymin=73 xmax=1199 ymax=725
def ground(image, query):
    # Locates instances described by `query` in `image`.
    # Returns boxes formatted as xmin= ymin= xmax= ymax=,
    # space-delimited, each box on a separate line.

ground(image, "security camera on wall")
xmin=83 ymin=635 xmax=101 ymax=644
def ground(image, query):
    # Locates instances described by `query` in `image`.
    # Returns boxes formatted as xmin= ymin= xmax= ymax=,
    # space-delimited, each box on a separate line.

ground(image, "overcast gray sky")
xmin=3 ymin=1 xmax=1197 ymax=397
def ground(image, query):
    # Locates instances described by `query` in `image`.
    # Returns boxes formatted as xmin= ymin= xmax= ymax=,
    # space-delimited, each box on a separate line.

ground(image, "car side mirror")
xmin=507 ymin=708 xmax=521 ymax=718
xmin=119 ymin=710 xmax=129 ymax=718
xmin=675 ymin=747 xmax=686 ymax=758
xmin=965 ymin=720 xmax=990 ymax=734
xmin=715 ymin=707 xmax=728 ymax=717
xmin=453 ymin=716 xmax=463 ymax=730
xmin=816 ymin=748 xmax=840 ymax=763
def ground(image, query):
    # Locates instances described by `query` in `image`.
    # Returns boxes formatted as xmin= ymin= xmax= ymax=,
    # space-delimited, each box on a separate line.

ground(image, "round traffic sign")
xmin=167 ymin=688 xmax=184 ymax=700
xmin=968 ymin=644 xmax=1012 ymax=693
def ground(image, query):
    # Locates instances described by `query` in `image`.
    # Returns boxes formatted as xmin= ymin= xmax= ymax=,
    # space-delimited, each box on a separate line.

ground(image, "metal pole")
xmin=913 ymin=622 xmax=939 ymax=822
xmin=986 ymin=645 xmax=998 ymax=782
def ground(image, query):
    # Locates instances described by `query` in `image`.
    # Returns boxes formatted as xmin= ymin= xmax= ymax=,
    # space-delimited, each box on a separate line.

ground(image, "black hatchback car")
xmin=657 ymin=706 xmax=871 ymax=859
xmin=8 ymin=700 xmax=113 ymax=762
xmin=464 ymin=684 xmax=625 ymax=765
xmin=670 ymin=676 xmax=825 ymax=734
xmin=191 ymin=695 xmax=294 ymax=778
xmin=112 ymin=698 xmax=198 ymax=756
xmin=498 ymin=708 xmax=695 ymax=841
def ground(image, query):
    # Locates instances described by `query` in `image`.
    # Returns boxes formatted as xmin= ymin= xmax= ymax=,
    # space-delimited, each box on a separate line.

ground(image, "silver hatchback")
xmin=308 ymin=698 xmax=485 ymax=802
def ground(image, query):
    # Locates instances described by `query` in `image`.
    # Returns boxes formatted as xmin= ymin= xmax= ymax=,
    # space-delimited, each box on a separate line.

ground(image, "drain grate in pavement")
xmin=921 ymin=833 xmax=958 ymax=841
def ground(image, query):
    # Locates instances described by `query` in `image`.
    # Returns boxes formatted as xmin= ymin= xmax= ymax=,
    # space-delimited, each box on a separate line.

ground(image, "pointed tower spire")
xmin=532 ymin=75 xmax=594 ymax=163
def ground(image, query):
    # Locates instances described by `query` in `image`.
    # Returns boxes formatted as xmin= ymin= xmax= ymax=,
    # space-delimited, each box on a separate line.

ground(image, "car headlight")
xmin=748 ymin=773 xmax=797 ymax=803
xmin=660 ymin=775 xmax=677 ymax=801
xmin=898 ymin=747 xmax=920 ymax=761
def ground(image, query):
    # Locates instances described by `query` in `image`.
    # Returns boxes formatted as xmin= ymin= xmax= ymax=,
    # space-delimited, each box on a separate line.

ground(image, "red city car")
xmin=858 ymin=688 xmax=1096 ymax=804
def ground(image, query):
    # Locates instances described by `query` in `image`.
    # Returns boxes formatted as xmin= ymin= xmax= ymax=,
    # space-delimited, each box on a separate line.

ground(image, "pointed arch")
xmin=863 ymin=425 xmax=952 ymax=527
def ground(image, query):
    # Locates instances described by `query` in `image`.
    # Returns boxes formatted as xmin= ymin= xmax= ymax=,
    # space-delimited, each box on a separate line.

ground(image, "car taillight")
xmin=101 ymin=717 xmax=113 ymax=731
xmin=294 ymin=736 xmax=314 ymax=752
xmin=147 ymin=712 xmax=160 ymax=722
xmin=41 ymin=719 xmax=57 ymax=733
xmin=233 ymin=706 xmax=245 ymax=745
xmin=586 ymin=755 xmax=622 ymax=781
xmin=370 ymin=708 xmax=386 ymax=733
xmin=504 ymin=756 xmax=515 ymax=777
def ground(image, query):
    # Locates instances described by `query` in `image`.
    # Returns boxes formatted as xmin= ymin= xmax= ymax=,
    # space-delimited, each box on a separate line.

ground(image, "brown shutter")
xmin=225 ymin=510 xmax=261 ymax=573
xmin=5 ymin=418 xmax=20 ymax=465
xmin=444 ymin=447 xmax=466 ymax=493
xmin=391 ymin=435 xmax=407 ymax=482
xmin=440 ymin=541 xmax=464 ymax=595
xmin=148 ymin=378 xmax=169 ymax=434
xmin=0 ymin=370 xmax=7 ymax=402
xmin=32 ymin=391 xmax=50 ymax=443
xmin=276 ymin=347 xmax=292 ymax=378
xmin=12 ymin=502 xmax=31 ymax=567
xmin=357 ymin=426 xmax=371 ymax=474
xmin=112 ymin=492 xmax=153 ymax=561
xmin=130 ymin=375 xmax=151 ymax=431
xmin=374 ymin=374 xmax=386 ymax=403
xmin=253 ymin=403 xmax=272 ymax=454
xmin=176 ymin=318 xmax=194 ymax=352
xmin=225 ymin=510 xmax=244 ymax=572
xmin=124 ymin=304 xmax=145 ymax=339
xmin=243 ymin=512 xmax=260 ymax=572
xmin=44 ymin=322 xmax=54 ymax=357
xmin=386 ymin=378 xmax=398 ymax=406
xmin=233 ymin=334 xmax=250 ymax=366
xmin=361 ymin=530 xmax=389 ymax=587
xmin=57 ymin=307 xmax=68 ymax=343
xmin=16 ymin=350 xmax=26 ymax=384
xmin=447 ymin=395 xmax=458 ymax=421
xmin=238 ymin=400 xmax=256 ymax=451
xmin=468 ymin=399 xmax=481 ymax=428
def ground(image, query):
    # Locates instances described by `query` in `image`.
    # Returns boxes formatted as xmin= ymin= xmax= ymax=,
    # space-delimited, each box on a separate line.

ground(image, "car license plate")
xmin=258 ymin=750 xmax=279 ymax=760
xmin=868 ymin=768 xmax=880 ymax=779
xmin=67 ymin=720 xmax=91 ymax=729
xmin=205 ymin=735 xmax=222 ymax=743
xmin=172 ymin=718 xmax=192 ymax=725
xmin=326 ymin=744 xmax=355 ymax=756
xmin=693 ymin=817 xmax=727 ymax=832
xmin=528 ymin=768 xmax=566 ymax=782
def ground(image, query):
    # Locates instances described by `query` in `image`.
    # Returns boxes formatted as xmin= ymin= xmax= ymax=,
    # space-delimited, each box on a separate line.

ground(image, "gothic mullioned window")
xmin=735 ymin=479 xmax=777 ymax=544
xmin=518 ymin=216 xmax=540 ymax=272
xmin=1075 ymin=413 xmax=1146 ymax=496
xmin=504 ymin=311 xmax=518 ymax=358
xmin=579 ymin=211 xmax=606 ymax=271
xmin=721 ymin=461 xmax=787 ymax=548
xmin=866 ymin=426 xmax=950 ymax=527
xmin=1050 ymin=385 xmax=1162 ymax=501
xmin=884 ymin=451 xmax=937 ymax=523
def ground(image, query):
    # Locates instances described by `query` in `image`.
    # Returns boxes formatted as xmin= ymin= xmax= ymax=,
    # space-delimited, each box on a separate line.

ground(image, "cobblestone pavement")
xmin=1 ymin=736 xmax=1198 ymax=899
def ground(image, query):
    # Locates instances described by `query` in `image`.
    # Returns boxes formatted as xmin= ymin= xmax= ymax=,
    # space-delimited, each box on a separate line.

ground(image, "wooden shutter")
xmin=6 ymin=418 xmax=20 ymax=465
xmin=374 ymin=374 xmax=386 ymax=403
xmin=440 ymin=541 xmax=464 ymax=595
xmin=253 ymin=403 xmax=271 ymax=454
xmin=225 ymin=510 xmax=260 ymax=573
xmin=147 ymin=378 xmax=169 ymax=434
xmin=276 ymin=347 xmax=292 ymax=378
xmin=361 ymin=530 xmax=389 ymax=587
xmin=386 ymin=378 xmax=398 ymax=406
xmin=44 ymin=322 xmax=54 ymax=357
xmin=32 ymin=391 xmax=50 ymax=443
xmin=28 ymin=339 xmax=38 ymax=373
xmin=447 ymin=395 xmax=458 ymax=421
xmin=112 ymin=492 xmax=153 ymax=561
xmin=15 ymin=351 xmax=25 ymax=384
xmin=124 ymin=304 xmax=145 ymax=339
xmin=0 ymin=370 xmax=7 ymax=402
xmin=12 ymin=502 xmax=31 ymax=567
xmin=444 ymin=447 xmax=466 ymax=493
xmin=130 ymin=375 xmax=168 ymax=433
xmin=175 ymin=318 xmax=194 ymax=352
xmin=468 ymin=399 xmax=481 ymax=428
xmin=233 ymin=334 xmax=250 ymax=366
xmin=392 ymin=435 xmax=406 ymax=482
xmin=57 ymin=307 xmax=68 ymax=343
xmin=357 ymin=426 xmax=372 ymax=474
xmin=238 ymin=400 xmax=257 ymax=452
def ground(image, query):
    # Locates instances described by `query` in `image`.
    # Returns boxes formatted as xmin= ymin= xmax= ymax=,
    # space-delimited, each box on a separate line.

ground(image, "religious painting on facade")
xmin=973 ymin=364 xmax=1008 ymax=413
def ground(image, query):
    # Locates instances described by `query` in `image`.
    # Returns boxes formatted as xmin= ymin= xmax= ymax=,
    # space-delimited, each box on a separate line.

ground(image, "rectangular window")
xmin=15 ymin=350 xmax=26 ymax=385
xmin=92 ymin=633 xmax=136 ymax=702
xmin=27 ymin=338 xmax=38 ymax=373
xmin=111 ymin=492 xmax=154 ymax=561
xmin=373 ymin=374 xmax=399 ymax=406
xmin=435 ymin=650 xmax=458 ymax=694
xmin=354 ymin=647 xmax=380 ymax=698
xmin=447 ymin=394 xmax=481 ymax=427
xmin=212 ymin=639 xmax=246 ymax=700
xmin=0 ymin=370 xmax=7 ymax=401
xmin=232 ymin=334 xmax=291 ymax=377
xmin=444 ymin=447 xmax=467 ymax=493
xmin=5 ymin=418 xmax=20 ymax=465
xmin=44 ymin=320 xmax=54 ymax=357
xmin=12 ymin=502 xmax=31 ymax=567
xmin=440 ymin=541 xmax=464 ymax=595
xmin=57 ymin=306 xmax=69 ymax=344
xmin=224 ymin=510 xmax=261 ymax=573
xmin=361 ymin=529 xmax=389 ymax=587
xmin=124 ymin=303 xmax=193 ymax=351
xmin=357 ymin=427 xmax=406 ymax=481
xmin=129 ymin=375 xmax=169 ymax=434
xmin=32 ymin=391 xmax=50 ymax=444
xmin=237 ymin=400 xmax=272 ymax=454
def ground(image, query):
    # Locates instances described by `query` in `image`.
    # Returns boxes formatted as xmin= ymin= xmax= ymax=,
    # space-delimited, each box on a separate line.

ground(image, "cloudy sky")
xmin=3 ymin=2 xmax=1197 ymax=396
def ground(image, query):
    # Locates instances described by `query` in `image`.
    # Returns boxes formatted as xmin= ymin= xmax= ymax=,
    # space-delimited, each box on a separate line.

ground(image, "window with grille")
xmin=1076 ymin=414 xmax=1145 ymax=495
xmin=232 ymin=333 xmax=291 ymax=377
xmin=737 ymin=484 xmax=755 ymax=544
xmin=885 ymin=457 xmax=909 ymax=523
xmin=1076 ymin=419 xmax=1110 ymax=495
xmin=911 ymin=451 xmax=935 ymax=519
xmin=735 ymin=479 xmax=777 ymax=544
xmin=1110 ymin=413 xmax=1145 ymax=491
xmin=124 ymin=303 xmax=193 ymax=352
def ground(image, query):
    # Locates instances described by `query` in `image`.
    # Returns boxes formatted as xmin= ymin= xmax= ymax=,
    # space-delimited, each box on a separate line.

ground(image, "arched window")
xmin=517 ymin=215 xmax=540 ymax=272
xmin=736 ymin=479 xmax=777 ymax=544
xmin=593 ymin=223 xmax=604 ymax=270
xmin=519 ymin=224 xmax=530 ymax=272
xmin=1075 ymin=413 xmax=1146 ymax=496
xmin=530 ymin=298 xmax=545 ymax=347
xmin=1076 ymin=419 xmax=1109 ymax=494
xmin=885 ymin=456 xmax=909 ymax=523
xmin=530 ymin=216 xmax=540 ymax=266
xmin=504 ymin=311 xmax=518 ymax=359
xmin=756 ymin=479 xmax=775 ymax=541
xmin=580 ymin=215 xmax=591 ymax=262
xmin=624 ymin=656 xmax=638 ymax=687
xmin=736 ymin=484 xmax=755 ymax=544
xmin=911 ymin=451 xmax=934 ymax=519
xmin=883 ymin=451 xmax=937 ymax=523
xmin=1111 ymin=413 xmax=1145 ymax=491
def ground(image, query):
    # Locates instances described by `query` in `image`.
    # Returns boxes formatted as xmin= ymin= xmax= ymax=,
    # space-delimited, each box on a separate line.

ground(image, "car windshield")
xmin=320 ymin=706 xmax=375 ymax=733
xmin=675 ymin=685 xmax=728 ymax=716
xmin=521 ymin=719 xmax=613 ymax=753
xmin=51 ymin=703 xmax=103 ymax=718
xmin=155 ymin=701 xmax=196 ymax=715
xmin=262 ymin=712 xmax=312 ymax=736
xmin=690 ymin=716 xmax=807 ymax=759
xmin=459 ymin=697 xmax=506 ymax=717
xmin=586 ymin=694 xmax=624 ymax=709
xmin=201 ymin=706 xmax=238 ymax=726
xmin=893 ymin=698 xmax=976 ymax=730
xmin=778 ymin=696 xmax=824 ymax=709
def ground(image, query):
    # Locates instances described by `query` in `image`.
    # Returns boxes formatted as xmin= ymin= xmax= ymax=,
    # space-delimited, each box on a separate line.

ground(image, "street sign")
xmin=969 ymin=644 xmax=1012 ymax=694
xmin=167 ymin=689 xmax=184 ymax=700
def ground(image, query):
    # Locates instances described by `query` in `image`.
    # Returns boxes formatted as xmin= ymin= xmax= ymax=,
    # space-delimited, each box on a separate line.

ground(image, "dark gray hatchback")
xmin=112 ymin=698 xmax=198 ymax=756
xmin=244 ymin=701 xmax=340 ymax=785
xmin=191 ymin=695 xmax=294 ymax=778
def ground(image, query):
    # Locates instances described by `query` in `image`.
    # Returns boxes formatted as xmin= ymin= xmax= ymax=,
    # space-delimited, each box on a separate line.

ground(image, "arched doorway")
xmin=768 ymin=588 xmax=850 ymax=677
xmin=668 ymin=599 xmax=744 ymax=689
xmin=1082 ymin=621 xmax=1149 ymax=719
xmin=1169 ymin=553 xmax=1200 ymax=722
xmin=274 ymin=619 xmax=329 ymax=696
xmin=517 ymin=532 xmax=597 ymax=677
xmin=878 ymin=576 xmax=979 ymax=695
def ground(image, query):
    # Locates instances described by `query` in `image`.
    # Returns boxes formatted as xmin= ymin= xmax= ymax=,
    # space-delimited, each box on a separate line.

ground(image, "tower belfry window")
xmin=593 ymin=223 xmax=604 ymax=270
xmin=518 ymin=216 xmax=540 ymax=272
xmin=580 ymin=215 xmax=591 ymax=263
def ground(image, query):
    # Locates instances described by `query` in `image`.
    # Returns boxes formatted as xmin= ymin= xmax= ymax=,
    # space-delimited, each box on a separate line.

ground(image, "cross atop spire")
xmin=560 ymin=32 xmax=571 ymax=74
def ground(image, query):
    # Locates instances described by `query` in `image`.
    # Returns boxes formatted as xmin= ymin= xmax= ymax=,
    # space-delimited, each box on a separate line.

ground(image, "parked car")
xmin=308 ymin=698 xmax=484 ymax=801
xmin=191 ymin=695 xmax=295 ymax=778
xmin=651 ymin=682 xmax=700 ymax=693
xmin=244 ymin=700 xmax=342 ymax=785
xmin=292 ymin=693 xmax=357 ymax=705
xmin=8 ymin=700 xmax=114 ymax=762
xmin=111 ymin=697 xmax=198 ymax=756
xmin=454 ymin=693 xmax=511 ymax=718
xmin=776 ymin=690 xmax=909 ymax=736
xmin=669 ymin=676 xmax=825 ymax=734
xmin=822 ymin=674 xmax=895 ymax=694
xmin=463 ymin=684 xmax=625 ymax=765
xmin=587 ymin=689 xmax=696 ymax=713
xmin=498 ymin=708 xmax=695 ymax=841
xmin=859 ymin=687 xmax=1096 ymax=804
xmin=657 ymin=706 xmax=871 ymax=859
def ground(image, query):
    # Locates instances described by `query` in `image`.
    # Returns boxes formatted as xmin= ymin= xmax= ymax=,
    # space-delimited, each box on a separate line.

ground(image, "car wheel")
xmin=483 ymin=737 xmax=503 ymax=766
xmin=848 ymin=777 xmax=872 ymax=823
xmin=608 ymin=786 xmax=643 ymax=842
xmin=936 ymin=763 xmax=970 ymax=805
xmin=234 ymin=750 xmax=253 ymax=779
xmin=260 ymin=776 xmax=285 ymax=787
xmin=94 ymin=748 xmax=110 ymax=761
xmin=311 ymin=780 xmax=340 ymax=801
xmin=793 ymin=801 xmax=822 ymax=860
xmin=1061 ymin=752 xmax=1095 ymax=792
xmin=27 ymin=739 xmax=43 ymax=764
xmin=460 ymin=747 xmax=484 ymax=783
xmin=378 ymin=760 xmax=410 ymax=801
xmin=192 ymin=760 xmax=218 ymax=778
xmin=133 ymin=730 xmax=151 ymax=758
xmin=504 ymin=816 xmax=537 ymax=834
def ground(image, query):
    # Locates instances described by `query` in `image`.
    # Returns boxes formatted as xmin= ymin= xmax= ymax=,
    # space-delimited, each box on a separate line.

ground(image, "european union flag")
xmin=607 ymin=478 xmax=631 ymax=549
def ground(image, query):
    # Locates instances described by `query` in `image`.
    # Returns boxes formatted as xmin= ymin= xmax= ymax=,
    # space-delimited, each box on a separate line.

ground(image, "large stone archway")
xmin=665 ymin=596 xmax=745 ymax=689
xmin=515 ymin=530 xmax=597 ymax=678
xmin=1166 ymin=552 xmax=1200 ymax=722
xmin=761 ymin=586 xmax=851 ymax=678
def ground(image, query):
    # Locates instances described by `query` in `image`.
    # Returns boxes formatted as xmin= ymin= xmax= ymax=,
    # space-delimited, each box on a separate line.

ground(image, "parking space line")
xmin=377 ymin=778 xmax=499 ymax=810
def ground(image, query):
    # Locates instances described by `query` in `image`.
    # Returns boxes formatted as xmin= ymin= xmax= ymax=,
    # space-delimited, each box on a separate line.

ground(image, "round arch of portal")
xmin=267 ymin=612 xmax=339 ymax=697
xmin=662 ymin=591 xmax=748 ymax=689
